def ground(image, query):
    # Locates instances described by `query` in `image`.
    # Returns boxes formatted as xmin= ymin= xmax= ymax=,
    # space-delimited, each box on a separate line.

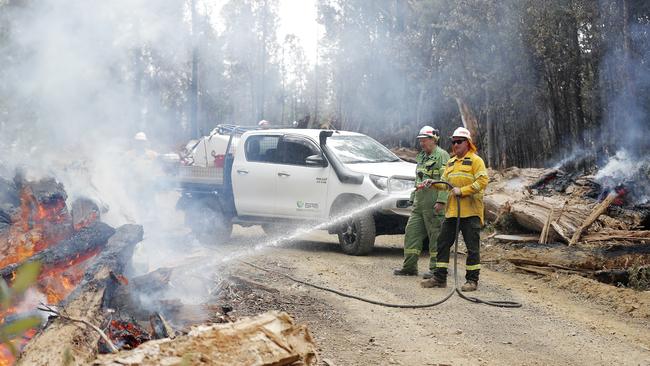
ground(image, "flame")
xmin=0 ymin=186 xmax=72 ymax=269
xmin=0 ymin=181 xmax=102 ymax=365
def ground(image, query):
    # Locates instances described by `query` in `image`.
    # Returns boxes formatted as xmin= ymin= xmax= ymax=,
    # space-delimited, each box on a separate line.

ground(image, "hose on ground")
xmin=239 ymin=180 xmax=522 ymax=308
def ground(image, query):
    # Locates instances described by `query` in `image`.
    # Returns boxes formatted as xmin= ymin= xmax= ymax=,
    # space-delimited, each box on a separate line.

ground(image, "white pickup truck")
xmin=174 ymin=125 xmax=416 ymax=255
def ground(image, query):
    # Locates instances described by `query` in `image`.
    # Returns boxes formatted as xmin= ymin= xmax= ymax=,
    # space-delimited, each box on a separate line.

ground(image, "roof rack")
xmin=209 ymin=124 xmax=257 ymax=138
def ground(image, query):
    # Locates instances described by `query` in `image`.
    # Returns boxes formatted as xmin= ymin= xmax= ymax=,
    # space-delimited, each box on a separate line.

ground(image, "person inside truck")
xmin=258 ymin=120 xmax=271 ymax=129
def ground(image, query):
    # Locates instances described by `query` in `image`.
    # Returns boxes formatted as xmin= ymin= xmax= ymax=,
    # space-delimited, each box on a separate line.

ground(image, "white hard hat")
xmin=258 ymin=120 xmax=269 ymax=126
xmin=416 ymin=125 xmax=439 ymax=139
xmin=134 ymin=132 xmax=147 ymax=141
xmin=451 ymin=127 xmax=472 ymax=141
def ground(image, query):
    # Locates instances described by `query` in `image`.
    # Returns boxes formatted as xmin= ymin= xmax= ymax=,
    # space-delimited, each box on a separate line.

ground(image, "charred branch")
xmin=0 ymin=222 xmax=115 ymax=280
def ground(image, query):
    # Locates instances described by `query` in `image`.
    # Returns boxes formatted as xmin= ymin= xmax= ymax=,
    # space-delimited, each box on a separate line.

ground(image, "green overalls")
xmin=401 ymin=146 xmax=450 ymax=273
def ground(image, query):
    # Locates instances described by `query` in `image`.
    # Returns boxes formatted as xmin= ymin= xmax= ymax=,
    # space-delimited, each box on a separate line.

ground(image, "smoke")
xmin=0 ymin=0 xmax=218 ymax=313
xmin=595 ymin=149 xmax=650 ymax=204
xmin=600 ymin=8 xmax=650 ymax=155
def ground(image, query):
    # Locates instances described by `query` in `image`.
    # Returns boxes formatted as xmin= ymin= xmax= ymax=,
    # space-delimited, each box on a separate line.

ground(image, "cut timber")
xmin=0 ymin=222 xmax=115 ymax=280
xmin=494 ymin=234 xmax=540 ymax=243
xmin=539 ymin=207 xmax=554 ymax=244
xmin=18 ymin=224 xmax=143 ymax=366
xmin=569 ymin=192 xmax=618 ymax=245
xmin=92 ymin=311 xmax=318 ymax=366
xmin=510 ymin=198 xmax=592 ymax=244
xmin=583 ymin=230 xmax=650 ymax=242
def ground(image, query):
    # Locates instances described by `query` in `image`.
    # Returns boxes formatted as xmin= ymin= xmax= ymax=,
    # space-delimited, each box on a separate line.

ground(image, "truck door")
xmin=232 ymin=134 xmax=280 ymax=216
xmin=274 ymin=135 xmax=329 ymax=219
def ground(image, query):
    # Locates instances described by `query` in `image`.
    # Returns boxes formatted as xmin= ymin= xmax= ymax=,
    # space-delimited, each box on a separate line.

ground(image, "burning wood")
xmin=98 ymin=319 xmax=151 ymax=354
xmin=18 ymin=224 xmax=143 ymax=365
xmin=0 ymin=222 xmax=115 ymax=281
xmin=0 ymin=177 xmax=74 ymax=270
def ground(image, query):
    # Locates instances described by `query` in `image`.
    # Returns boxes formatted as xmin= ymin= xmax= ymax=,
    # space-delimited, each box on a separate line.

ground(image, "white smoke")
xmin=0 ymin=0 xmax=216 ymax=312
xmin=594 ymin=150 xmax=637 ymax=182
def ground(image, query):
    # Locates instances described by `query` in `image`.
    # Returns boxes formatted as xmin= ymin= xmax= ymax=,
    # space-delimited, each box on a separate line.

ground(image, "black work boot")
xmin=420 ymin=277 xmax=447 ymax=288
xmin=393 ymin=268 xmax=418 ymax=276
xmin=422 ymin=271 xmax=435 ymax=279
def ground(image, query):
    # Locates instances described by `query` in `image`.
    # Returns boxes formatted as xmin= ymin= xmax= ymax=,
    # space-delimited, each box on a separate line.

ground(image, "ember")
xmin=98 ymin=319 xmax=152 ymax=353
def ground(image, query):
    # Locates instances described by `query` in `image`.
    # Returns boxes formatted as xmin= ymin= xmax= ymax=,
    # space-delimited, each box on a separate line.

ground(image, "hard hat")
xmin=416 ymin=125 xmax=439 ymax=139
xmin=134 ymin=132 xmax=147 ymax=141
xmin=258 ymin=120 xmax=270 ymax=127
xmin=451 ymin=127 xmax=472 ymax=141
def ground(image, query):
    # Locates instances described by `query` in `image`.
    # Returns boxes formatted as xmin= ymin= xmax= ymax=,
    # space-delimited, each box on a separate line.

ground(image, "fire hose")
xmin=240 ymin=180 xmax=522 ymax=309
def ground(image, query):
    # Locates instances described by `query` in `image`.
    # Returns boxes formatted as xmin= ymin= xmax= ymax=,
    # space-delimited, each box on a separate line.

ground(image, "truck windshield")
xmin=328 ymin=135 xmax=401 ymax=164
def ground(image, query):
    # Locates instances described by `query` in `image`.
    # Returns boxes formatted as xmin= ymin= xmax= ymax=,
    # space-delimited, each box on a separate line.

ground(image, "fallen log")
xmin=583 ymin=230 xmax=650 ymax=243
xmin=92 ymin=311 xmax=318 ymax=366
xmin=507 ymin=257 xmax=591 ymax=273
xmin=570 ymin=192 xmax=618 ymax=245
xmin=484 ymin=193 xmax=513 ymax=223
xmin=505 ymin=243 xmax=650 ymax=273
xmin=509 ymin=198 xmax=592 ymax=244
xmin=18 ymin=224 xmax=143 ymax=366
xmin=0 ymin=222 xmax=115 ymax=280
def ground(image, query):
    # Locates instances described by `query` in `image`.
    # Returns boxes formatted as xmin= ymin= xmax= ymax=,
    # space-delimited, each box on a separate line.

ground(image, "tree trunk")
xmin=485 ymin=87 xmax=496 ymax=168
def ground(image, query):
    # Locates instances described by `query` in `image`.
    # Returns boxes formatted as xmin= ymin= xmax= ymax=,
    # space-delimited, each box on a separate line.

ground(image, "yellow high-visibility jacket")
xmin=436 ymin=151 xmax=489 ymax=224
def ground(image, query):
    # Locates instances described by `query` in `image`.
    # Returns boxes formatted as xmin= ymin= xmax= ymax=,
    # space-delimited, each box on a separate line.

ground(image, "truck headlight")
xmin=369 ymin=175 xmax=388 ymax=190
xmin=388 ymin=177 xmax=414 ymax=192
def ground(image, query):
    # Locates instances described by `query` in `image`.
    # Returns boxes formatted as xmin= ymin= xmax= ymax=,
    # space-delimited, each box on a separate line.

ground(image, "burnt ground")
xmin=194 ymin=226 xmax=650 ymax=366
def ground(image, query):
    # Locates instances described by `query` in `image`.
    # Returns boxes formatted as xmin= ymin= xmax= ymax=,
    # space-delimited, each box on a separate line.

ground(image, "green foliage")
xmin=0 ymin=261 xmax=42 ymax=357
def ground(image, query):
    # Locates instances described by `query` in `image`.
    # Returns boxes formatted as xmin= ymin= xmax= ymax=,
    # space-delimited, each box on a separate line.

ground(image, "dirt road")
xmin=209 ymin=226 xmax=650 ymax=366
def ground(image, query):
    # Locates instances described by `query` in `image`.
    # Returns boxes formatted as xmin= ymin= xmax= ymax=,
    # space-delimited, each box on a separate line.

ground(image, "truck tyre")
xmin=333 ymin=202 xmax=376 ymax=256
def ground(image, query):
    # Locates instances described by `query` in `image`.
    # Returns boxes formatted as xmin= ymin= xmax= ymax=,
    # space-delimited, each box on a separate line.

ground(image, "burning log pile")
xmin=0 ymin=174 xmax=145 ymax=365
xmin=1 ymin=174 xmax=319 ymax=365
xmin=486 ymin=161 xmax=650 ymax=289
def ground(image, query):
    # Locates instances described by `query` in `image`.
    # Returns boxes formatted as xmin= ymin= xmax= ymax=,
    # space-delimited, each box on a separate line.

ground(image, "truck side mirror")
xmin=305 ymin=154 xmax=327 ymax=167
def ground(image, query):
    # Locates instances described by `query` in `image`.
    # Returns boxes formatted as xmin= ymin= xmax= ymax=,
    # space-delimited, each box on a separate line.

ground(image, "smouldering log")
xmin=0 ymin=222 xmax=115 ymax=280
xmin=18 ymin=224 xmax=143 ymax=366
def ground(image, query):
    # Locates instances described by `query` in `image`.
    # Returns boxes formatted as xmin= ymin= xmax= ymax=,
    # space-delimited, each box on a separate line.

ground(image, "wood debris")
xmin=92 ymin=311 xmax=318 ymax=366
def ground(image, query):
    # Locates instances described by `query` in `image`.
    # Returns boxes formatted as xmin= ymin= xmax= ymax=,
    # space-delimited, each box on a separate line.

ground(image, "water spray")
xmin=238 ymin=181 xmax=522 ymax=309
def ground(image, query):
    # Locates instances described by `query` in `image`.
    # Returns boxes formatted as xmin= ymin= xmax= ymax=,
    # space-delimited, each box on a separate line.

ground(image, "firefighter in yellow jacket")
xmin=421 ymin=127 xmax=488 ymax=292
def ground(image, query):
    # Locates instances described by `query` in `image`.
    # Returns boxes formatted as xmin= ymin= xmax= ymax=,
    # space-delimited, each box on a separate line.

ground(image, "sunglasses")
xmin=451 ymin=139 xmax=466 ymax=145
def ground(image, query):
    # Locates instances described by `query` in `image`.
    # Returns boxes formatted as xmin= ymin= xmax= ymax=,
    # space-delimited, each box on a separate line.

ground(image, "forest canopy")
xmin=0 ymin=0 xmax=648 ymax=168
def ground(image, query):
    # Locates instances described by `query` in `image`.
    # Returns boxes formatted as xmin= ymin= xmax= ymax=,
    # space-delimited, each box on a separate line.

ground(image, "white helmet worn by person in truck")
xmin=416 ymin=125 xmax=439 ymax=140
xmin=134 ymin=131 xmax=148 ymax=141
xmin=258 ymin=120 xmax=270 ymax=129
xmin=451 ymin=127 xmax=472 ymax=141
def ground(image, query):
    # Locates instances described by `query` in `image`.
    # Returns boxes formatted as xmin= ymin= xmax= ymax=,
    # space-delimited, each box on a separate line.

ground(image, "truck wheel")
xmin=336 ymin=210 xmax=376 ymax=256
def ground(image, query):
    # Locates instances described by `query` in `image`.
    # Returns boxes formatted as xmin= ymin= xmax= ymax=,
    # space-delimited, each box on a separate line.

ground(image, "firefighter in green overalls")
xmin=393 ymin=126 xmax=449 ymax=278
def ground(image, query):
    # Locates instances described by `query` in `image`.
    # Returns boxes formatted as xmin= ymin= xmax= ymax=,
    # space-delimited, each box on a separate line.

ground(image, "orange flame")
xmin=0 ymin=182 xmax=102 ymax=365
